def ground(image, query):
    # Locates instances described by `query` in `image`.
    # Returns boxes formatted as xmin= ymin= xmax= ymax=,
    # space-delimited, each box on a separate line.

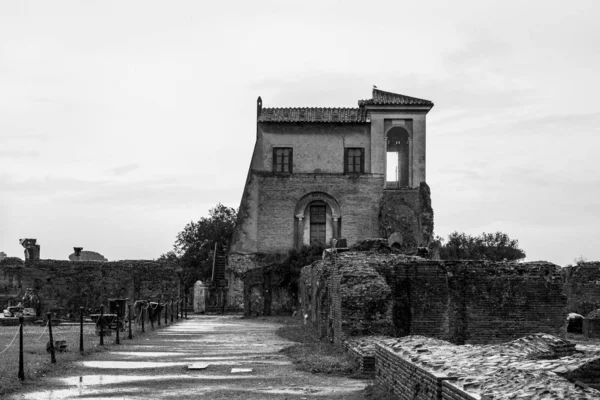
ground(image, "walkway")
xmin=9 ymin=315 xmax=367 ymax=399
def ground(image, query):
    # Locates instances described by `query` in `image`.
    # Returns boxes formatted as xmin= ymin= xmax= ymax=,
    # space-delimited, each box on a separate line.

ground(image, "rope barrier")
xmin=28 ymin=320 xmax=49 ymax=341
xmin=0 ymin=326 xmax=20 ymax=355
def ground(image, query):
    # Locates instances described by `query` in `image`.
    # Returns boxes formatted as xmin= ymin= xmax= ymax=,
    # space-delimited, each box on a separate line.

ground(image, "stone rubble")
xmin=375 ymin=334 xmax=600 ymax=399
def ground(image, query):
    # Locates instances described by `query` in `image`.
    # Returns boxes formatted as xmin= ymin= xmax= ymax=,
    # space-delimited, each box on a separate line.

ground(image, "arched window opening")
xmin=386 ymin=127 xmax=410 ymax=188
xmin=294 ymin=192 xmax=342 ymax=249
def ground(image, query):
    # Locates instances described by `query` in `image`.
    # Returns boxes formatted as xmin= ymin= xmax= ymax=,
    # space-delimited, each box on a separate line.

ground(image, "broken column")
xmin=19 ymin=238 xmax=40 ymax=260
xmin=73 ymin=247 xmax=83 ymax=261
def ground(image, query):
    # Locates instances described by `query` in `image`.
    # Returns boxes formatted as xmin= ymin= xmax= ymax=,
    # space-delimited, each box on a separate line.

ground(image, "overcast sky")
xmin=1 ymin=1 xmax=599 ymax=266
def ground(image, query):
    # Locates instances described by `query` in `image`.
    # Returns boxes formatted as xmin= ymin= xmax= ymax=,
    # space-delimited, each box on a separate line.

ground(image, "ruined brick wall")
xmin=456 ymin=262 xmax=566 ymax=343
xmin=242 ymin=262 xmax=299 ymax=317
xmin=300 ymin=253 xmax=567 ymax=345
xmin=389 ymin=261 xmax=566 ymax=344
xmin=563 ymin=262 xmax=600 ymax=315
xmin=378 ymin=183 xmax=433 ymax=252
xmin=376 ymin=343 xmax=453 ymax=400
xmin=0 ymin=259 xmax=180 ymax=317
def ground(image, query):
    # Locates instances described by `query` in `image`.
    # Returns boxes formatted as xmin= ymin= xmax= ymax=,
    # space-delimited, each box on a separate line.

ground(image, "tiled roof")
xmin=258 ymin=107 xmax=368 ymax=123
xmin=358 ymin=88 xmax=433 ymax=106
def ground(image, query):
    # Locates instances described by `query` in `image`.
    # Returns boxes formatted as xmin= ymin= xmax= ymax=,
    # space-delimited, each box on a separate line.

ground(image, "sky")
xmin=1 ymin=0 xmax=599 ymax=266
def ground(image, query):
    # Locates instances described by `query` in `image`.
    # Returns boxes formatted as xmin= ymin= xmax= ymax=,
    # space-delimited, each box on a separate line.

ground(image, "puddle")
xmin=58 ymin=374 xmax=262 ymax=386
xmin=79 ymin=361 xmax=188 ymax=369
xmin=182 ymin=359 xmax=291 ymax=365
xmin=256 ymin=382 xmax=367 ymax=395
xmin=110 ymin=352 xmax=188 ymax=357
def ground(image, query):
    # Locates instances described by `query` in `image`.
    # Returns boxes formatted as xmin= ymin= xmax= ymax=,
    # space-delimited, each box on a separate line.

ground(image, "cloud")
xmin=0 ymin=150 xmax=40 ymax=158
xmin=112 ymin=163 xmax=140 ymax=176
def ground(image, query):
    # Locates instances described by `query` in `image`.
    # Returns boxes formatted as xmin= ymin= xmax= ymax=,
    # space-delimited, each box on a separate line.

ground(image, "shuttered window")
xmin=273 ymin=147 xmax=293 ymax=173
xmin=310 ymin=205 xmax=326 ymax=244
xmin=344 ymin=148 xmax=364 ymax=173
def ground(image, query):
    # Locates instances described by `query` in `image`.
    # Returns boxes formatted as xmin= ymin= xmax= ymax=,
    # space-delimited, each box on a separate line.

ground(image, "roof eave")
xmin=364 ymin=104 xmax=434 ymax=114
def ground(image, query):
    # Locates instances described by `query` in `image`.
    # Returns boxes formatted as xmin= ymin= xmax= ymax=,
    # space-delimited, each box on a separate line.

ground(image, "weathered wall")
xmin=300 ymin=252 xmax=567 ymax=345
xmin=259 ymin=123 xmax=371 ymax=174
xmin=256 ymin=173 xmax=383 ymax=253
xmin=0 ymin=258 xmax=180 ymax=317
xmin=379 ymin=182 xmax=433 ymax=252
xmin=563 ymin=262 xmax=600 ymax=315
xmin=369 ymin=111 xmax=428 ymax=185
xmin=242 ymin=263 xmax=296 ymax=317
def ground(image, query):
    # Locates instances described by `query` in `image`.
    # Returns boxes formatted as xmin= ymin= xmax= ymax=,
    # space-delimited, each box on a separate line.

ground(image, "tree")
xmin=0 ymin=251 xmax=6 ymax=261
xmin=161 ymin=203 xmax=237 ymax=289
xmin=438 ymin=231 xmax=526 ymax=262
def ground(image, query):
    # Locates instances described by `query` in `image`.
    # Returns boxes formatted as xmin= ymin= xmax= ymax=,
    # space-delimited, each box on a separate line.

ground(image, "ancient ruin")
xmin=228 ymin=88 xmax=435 ymax=305
xmin=0 ymin=241 xmax=181 ymax=322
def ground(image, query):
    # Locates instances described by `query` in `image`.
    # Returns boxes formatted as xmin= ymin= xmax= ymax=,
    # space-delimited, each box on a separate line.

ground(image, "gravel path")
xmin=8 ymin=314 xmax=367 ymax=399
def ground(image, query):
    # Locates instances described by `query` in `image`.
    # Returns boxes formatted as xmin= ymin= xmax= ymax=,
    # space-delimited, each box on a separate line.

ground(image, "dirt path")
xmin=8 ymin=315 xmax=367 ymax=399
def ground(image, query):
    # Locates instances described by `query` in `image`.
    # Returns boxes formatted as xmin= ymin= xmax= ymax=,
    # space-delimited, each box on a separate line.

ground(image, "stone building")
xmin=227 ymin=88 xmax=435 ymax=303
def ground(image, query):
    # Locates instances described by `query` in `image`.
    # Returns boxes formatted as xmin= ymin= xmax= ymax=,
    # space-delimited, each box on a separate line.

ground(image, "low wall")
xmin=376 ymin=343 xmax=462 ymax=400
xmin=374 ymin=334 xmax=600 ymax=399
xmin=300 ymin=252 xmax=567 ymax=345
xmin=0 ymin=258 xmax=180 ymax=317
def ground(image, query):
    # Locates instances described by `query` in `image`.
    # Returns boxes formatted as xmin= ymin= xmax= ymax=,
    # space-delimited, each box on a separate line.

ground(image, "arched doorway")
xmin=386 ymin=127 xmax=410 ymax=188
xmin=294 ymin=192 xmax=341 ymax=248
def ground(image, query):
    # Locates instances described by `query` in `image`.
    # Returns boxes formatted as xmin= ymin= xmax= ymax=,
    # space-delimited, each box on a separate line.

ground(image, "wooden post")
xmin=47 ymin=312 xmax=56 ymax=363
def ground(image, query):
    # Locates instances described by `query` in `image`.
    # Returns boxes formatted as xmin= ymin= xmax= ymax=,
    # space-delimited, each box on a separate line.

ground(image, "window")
xmin=309 ymin=204 xmax=326 ymax=244
xmin=344 ymin=148 xmax=364 ymax=173
xmin=386 ymin=128 xmax=409 ymax=188
xmin=273 ymin=147 xmax=293 ymax=173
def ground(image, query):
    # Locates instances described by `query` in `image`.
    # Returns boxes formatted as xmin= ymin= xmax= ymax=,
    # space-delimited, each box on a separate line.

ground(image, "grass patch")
xmin=0 ymin=318 xmax=165 ymax=396
xmin=275 ymin=317 xmax=359 ymax=375
xmin=363 ymin=382 xmax=400 ymax=400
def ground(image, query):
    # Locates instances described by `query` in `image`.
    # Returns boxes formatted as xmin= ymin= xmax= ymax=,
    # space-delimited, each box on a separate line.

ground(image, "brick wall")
xmin=299 ymin=253 xmax=567 ymax=346
xmin=563 ymin=262 xmax=600 ymax=315
xmin=256 ymin=173 xmax=384 ymax=253
xmin=0 ymin=259 xmax=180 ymax=317
xmin=376 ymin=342 xmax=457 ymax=400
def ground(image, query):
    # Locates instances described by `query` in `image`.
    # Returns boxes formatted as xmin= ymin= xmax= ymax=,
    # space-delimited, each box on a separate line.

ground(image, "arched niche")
xmin=386 ymin=126 xmax=410 ymax=188
xmin=294 ymin=192 xmax=341 ymax=248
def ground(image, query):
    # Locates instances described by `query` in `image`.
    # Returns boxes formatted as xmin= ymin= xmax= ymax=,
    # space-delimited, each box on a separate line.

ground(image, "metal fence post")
xmin=47 ymin=312 xmax=56 ymax=363
xmin=18 ymin=317 xmax=24 ymax=380
xmin=128 ymin=304 xmax=133 ymax=340
xmin=99 ymin=305 xmax=104 ymax=346
xmin=80 ymin=307 xmax=84 ymax=354
xmin=115 ymin=306 xmax=120 ymax=345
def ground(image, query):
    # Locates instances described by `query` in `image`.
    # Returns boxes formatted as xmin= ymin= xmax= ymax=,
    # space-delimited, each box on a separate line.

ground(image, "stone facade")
xmin=300 ymin=252 xmax=567 ymax=345
xmin=228 ymin=88 xmax=435 ymax=307
xmin=0 ymin=258 xmax=180 ymax=317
